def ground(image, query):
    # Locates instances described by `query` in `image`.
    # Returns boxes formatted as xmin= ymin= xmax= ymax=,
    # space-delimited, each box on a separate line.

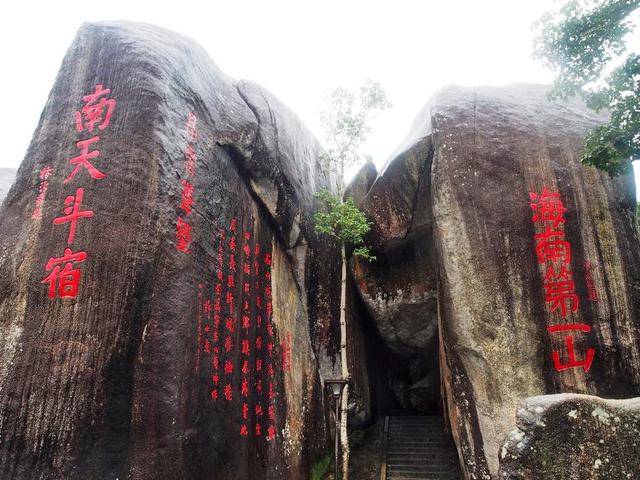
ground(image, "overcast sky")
xmin=1 ymin=0 xmax=638 ymax=192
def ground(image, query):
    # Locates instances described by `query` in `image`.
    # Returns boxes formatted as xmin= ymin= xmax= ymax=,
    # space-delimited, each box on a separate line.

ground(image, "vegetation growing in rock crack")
xmin=534 ymin=0 xmax=640 ymax=175
xmin=313 ymin=80 xmax=390 ymax=480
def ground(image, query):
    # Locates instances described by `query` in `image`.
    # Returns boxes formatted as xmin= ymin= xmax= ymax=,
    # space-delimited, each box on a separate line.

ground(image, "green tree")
xmin=314 ymin=80 xmax=390 ymax=480
xmin=533 ymin=0 xmax=640 ymax=175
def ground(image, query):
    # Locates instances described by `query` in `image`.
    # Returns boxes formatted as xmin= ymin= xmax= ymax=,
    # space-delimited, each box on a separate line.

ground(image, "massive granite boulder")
xmin=352 ymin=84 xmax=640 ymax=478
xmin=0 ymin=21 xmax=341 ymax=480
xmin=498 ymin=394 xmax=640 ymax=479
xmin=0 ymin=168 xmax=16 ymax=205
xmin=433 ymin=85 xmax=640 ymax=479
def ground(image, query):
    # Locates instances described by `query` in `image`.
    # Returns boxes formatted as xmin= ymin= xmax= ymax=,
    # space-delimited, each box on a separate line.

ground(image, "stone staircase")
xmin=381 ymin=416 xmax=462 ymax=480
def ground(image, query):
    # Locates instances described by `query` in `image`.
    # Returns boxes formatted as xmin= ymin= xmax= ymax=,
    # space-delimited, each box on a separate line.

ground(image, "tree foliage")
xmin=314 ymin=190 xmax=375 ymax=261
xmin=314 ymin=81 xmax=390 ymax=261
xmin=534 ymin=0 xmax=640 ymax=175
xmin=319 ymin=80 xmax=391 ymax=181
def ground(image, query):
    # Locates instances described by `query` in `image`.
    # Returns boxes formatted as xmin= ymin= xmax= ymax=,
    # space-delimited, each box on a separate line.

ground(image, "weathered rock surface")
xmin=0 ymin=168 xmax=16 ymax=205
xmin=498 ymin=394 xmax=640 ymax=479
xmin=344 ymin=161 xmax=377 ymax=207
xmin=0 ymin=21 xmax=340 ymax=480
xmin=352 ymin=135 xmax=437 ymax=359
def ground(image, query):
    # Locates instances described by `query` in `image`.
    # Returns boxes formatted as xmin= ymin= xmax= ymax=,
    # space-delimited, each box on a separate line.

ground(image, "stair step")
xmin=383 ymin=416 xmax=461 ymax=480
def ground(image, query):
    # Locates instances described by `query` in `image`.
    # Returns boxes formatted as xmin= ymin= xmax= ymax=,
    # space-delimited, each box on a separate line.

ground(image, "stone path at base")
xmin=382 ymin=416 xmax=462 ymax=480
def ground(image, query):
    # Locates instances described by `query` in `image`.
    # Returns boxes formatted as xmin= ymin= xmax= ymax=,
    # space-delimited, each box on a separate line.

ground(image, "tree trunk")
xmin=340 ymin=243 xmax=350 ymax=480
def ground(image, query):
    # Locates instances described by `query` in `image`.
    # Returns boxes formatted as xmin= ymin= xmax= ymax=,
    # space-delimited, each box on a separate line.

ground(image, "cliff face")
xmin=354 ymin=84 xmax=640 ymax=479
xmin=0 ymin=22 xmax=341 ymax=480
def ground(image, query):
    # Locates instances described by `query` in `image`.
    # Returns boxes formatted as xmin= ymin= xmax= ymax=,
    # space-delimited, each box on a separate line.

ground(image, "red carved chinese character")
xmin=224 ymin=336 xmax=233 ymax=353
xmin=65 ymin=136 xmax=105 ymax=183
xmin=42 ymin=248 xmax=87 ymax=298
xmin=255 ymin=403 xmax=263 ymax=417
xmin=176 ymin=217 xmax=192 ymax=253
xmin=267 ymin=424 xmax=276 ymax=440
xmin=226 ymin=291 xmax=234 ymax=314
xmin=242 ymin=315 xmax=250 ymax=331
xmin=256 ymin=359 xmax=263 ymax=372
xmin=256 ymin=336 xmax=263 ymax=350
xmin=32 ymin=166 xmax=53 ymax=220
xmin=76 ymin=84 xmax=116 ymax=133
xmin=241 ymin=378 xmax=249 ymax=397
xmin=544 ymin=265 xmax=579 ymax=318
xmin=243 ymin=282 xmax=250 ymax=293
xmin=529 ymin=187 xmax=567 ymax=228
xmin=264 ymin=253 xmax=272 ymax=266
xmin=227 ymin=274 xmax=235 ymax=288
xmin=242 ymin=339 xmax=250 ymax=356
xmin=268 ymin=382 xmax=276 ymax=399
xmin=256 ymin=378 xmax=263 ymax=392
xmin=186 ymin=112 xmax=198 ymax=142
xmin=39 ymin=165 xmax=53 ymax=181
xmin=211 ymin=389 xmax=218 ymax=401
xmin=204 ymin=339 xmax=211 ymax=353
xmin=241 ymin=359 xmax=249 ymax=375
xmin=52 ymin=188 xmax=94 ymax=244
xmin=243 ymin=231 xmax=251 ymax=241
xmin=584 ymin=261 xmax=598 ymax=301
xmin=243 ymin=244 xmax=251 ymax=257
xmin=185 ymin=145 xmax=196 ymax=177
xmin=180 ymin=180 xmax=194 ymax=215
xmin=212 ymin=374 xmax=220 ymax=386
xmin=224 ymin=360 xmax=234 ymax=374
xmin=547 ymin=324 xmax=595 ymax=372
xmin=242 ymin=402 xmax=249 ymax=420
xmin=534 ymin=226 xmax=571 ymax=264
xmin=255 ymin=423 xmax=262 ymax=436
xmin=224 ymin=384 xmax=233 ymax=401
xmin=243 ymin=263 xmax=251 ymax=275
xmin=225 ymin=317 xmax=235 ymax=333
xmin=240 ymin=424 xmax=248 ymax=436
xmin=230 ymin=218 xmax=237 ymax=232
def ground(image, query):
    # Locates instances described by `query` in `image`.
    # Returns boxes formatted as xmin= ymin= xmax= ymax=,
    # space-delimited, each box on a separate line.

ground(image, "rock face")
xmin=0 ymin=168 xmax=16 ymax=205
xmin=0 ymin=22 xmax=340 ymax=480
xmin=498 ymin=394 xmax=640 ymax=479
xmin=352 ymin=84 xmax=640 ymax=478
xmin=433 ymin=85 xmax=640 ymax=479
xmin=353 ymin=127 xmax=437 ymax=353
